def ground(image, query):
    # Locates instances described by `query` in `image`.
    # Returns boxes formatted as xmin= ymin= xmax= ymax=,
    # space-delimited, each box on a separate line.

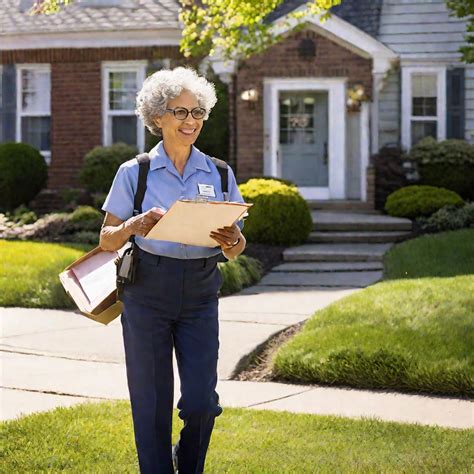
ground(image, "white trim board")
xmin=0 ymin=29 xmax=182 ymax=51
xmin=263 ymin=77 xmax=347 ymax=200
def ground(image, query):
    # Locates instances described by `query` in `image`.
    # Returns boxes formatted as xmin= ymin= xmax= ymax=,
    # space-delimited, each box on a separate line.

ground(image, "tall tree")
xmin=446 ymin=0 xmax=474 ymax=63
xmin=29 ymin=0 xmax=342 ymax=60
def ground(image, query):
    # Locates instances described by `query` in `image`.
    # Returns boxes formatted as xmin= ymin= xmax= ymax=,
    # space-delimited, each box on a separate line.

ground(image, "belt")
xmin=136 ymin=247 xmax=223 ymax=269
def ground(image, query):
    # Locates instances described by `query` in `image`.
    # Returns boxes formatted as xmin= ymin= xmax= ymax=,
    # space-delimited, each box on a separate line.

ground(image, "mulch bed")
xmin=231 ymin=320 xmax=306 ymax=382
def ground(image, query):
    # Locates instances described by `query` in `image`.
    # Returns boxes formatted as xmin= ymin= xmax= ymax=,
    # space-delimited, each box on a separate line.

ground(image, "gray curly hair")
xmin=135 ymin=66 xmax=218 ymax=137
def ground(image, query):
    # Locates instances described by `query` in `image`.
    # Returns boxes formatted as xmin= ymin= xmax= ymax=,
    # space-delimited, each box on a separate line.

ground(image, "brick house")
xmin=0 ymin=0 xmax=471 ymax=210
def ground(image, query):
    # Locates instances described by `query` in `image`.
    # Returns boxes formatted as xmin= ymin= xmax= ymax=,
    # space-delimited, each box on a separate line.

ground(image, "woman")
xmin=99 ymin=66 xmax=246 ymax=474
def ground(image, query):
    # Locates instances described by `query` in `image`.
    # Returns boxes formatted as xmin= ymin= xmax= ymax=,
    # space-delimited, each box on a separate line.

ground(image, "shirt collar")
xmin=149 ymin=140 xmax=211 ymax=174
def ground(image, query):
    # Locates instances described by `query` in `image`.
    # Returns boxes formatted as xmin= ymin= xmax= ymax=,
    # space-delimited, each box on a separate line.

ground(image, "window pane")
xmin=21 ymin=116 xmax=51 ymax=151
xmin=112 ymin=115 xmax=137 ymax=146
xmin=411 ymin=120 xmax=437 ymax=146
xmin=109 ymin=72 xmax=137 ymax=110
xmin=21 ymin=69 xmax=51 ymax=113
xmin=412 ymin=74 xmax=437 ymax=117
xmin=413 ymin=97 xmax=437 ymax=116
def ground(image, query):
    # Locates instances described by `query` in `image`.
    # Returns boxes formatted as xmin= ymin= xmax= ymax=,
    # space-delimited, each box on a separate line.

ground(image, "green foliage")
xmin=446 ymin=0 xmax=474 ymax=63
xmin=195 ymin=70 xmax=229 ymax=162
xmin=238 ymin=178 xmax=312 ymax=245
xmin=385 ymin=185 xmax=464 ymax=219
xmin=219 ymin=255 xmax=263 ymax=296
xmin=409 ymin=137 xmax=474 ymax=199
xmin=238 ymin=175 xmax=296 ymax=187
xmin=69 ymin=205 xmax=102 ymax=223
xmin=416 ymin=203 xmax=474 ymax=234
xmin=79 ymin=142 xmax=137 ymax=194
xmin=0 ymin=142 xmax=48 ymax=211
xmin=179 ymin=0 xmax=342 ymax=60
xmin=7 ymin=205 xmax=38 ymax=225
xmin=68 ymin=231 xmax=100 ymax=245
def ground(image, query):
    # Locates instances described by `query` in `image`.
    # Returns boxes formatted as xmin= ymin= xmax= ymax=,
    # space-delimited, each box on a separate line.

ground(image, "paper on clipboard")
xmin=144 ymin=199 xmax=252 ymax=247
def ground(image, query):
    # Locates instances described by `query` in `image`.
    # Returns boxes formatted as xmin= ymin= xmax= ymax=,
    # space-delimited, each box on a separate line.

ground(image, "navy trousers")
xmin=121 ymin=247 xmax=224 ymax=474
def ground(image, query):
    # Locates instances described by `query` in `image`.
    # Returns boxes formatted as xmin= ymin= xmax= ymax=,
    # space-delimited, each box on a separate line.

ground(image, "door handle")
xmin=323 ymin=142 xmax=328 ymax=165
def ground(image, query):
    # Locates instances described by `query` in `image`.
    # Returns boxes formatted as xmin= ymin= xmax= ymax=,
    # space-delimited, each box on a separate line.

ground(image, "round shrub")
xmin=69 ymin=205 xmax=102 ymax=223
xmin=239 ymin=175 xmax=297 ymax=187
xmin=0 ymin=142 xmax=48 ymax=211
xmin=409 ymin=137 xmax=474 ymax=200
xmin=80 ymin=142 xmax=137 ymax=193
xmin=385 ymin=185 xmax=464 ymax=219
xmin=238 ymin=179 xmax=312 ymax=245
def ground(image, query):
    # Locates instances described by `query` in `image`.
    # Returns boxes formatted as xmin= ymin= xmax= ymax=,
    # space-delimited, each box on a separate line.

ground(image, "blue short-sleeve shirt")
xmin=102 ymin=140 xmax=246 ymax=259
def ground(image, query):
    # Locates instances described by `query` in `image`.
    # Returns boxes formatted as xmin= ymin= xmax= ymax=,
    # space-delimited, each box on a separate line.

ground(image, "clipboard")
xmin=144 ymin=198 xmax=252 ymax=247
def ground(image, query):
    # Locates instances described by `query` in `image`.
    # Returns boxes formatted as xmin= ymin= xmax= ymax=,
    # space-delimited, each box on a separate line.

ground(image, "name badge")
xmin=197 ymin=183 xmax=216 ymax=197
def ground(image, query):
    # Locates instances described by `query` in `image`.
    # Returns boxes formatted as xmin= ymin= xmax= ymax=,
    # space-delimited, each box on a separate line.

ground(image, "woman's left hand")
xmin=209 ymin=224 xmax=241 ymax=250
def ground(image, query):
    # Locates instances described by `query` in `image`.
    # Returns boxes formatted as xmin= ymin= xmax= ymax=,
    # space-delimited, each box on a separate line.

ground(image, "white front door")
xmin=264 ymin=78 xmax=346 ymax=200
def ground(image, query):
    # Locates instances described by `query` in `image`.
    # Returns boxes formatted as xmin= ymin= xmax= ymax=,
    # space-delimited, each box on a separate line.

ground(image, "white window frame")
xmin=15 ymin=63 xmax=52 ymax=164
xmin=102 ymin=61 xmax=146 ymax=153
xmin=401 ymin=66 xmax=446 ymax=150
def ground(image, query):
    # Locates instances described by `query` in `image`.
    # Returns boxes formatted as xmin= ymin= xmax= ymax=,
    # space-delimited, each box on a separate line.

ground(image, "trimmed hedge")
xmin=0 ymin=142 xmax=48 ymax=211
xmin=409 ymin=136 xmax=474 ymax=200
xmin=385 ymin=185 xmax=464 ymax=219
xmin=80 ymin=142 xmax=137 ymax=193
xmin=238 ymin=179 xmax=312 ymax=245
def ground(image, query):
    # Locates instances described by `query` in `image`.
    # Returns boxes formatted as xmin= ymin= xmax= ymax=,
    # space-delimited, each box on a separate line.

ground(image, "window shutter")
xmin=1 ymin=65 xmax=16 ymax=142
xmin=446 ymin=68 xmax=465 ymax=139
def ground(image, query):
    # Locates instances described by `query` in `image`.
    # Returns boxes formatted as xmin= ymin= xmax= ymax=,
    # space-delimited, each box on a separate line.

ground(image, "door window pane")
xmin=411 ymin=121 xmax=437 ymax=146
xmin=412 ymin=74 xmax=437 ymax=116
xmin=112 ymin=115 xmax=137 ymax=146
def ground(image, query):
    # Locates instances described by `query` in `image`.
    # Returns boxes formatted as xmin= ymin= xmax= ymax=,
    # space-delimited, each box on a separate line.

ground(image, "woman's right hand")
xmin=125 ymin=207 xmax=165 ymax=237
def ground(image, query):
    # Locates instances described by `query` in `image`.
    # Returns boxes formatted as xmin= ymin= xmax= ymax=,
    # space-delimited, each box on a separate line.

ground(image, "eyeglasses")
xmin=165 ymin=107 xmax=206 ymax=120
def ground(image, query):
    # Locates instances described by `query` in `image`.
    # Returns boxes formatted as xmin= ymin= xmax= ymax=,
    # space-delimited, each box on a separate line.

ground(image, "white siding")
xmin=465 ymin=66 xmax=474 ymax=144
xmin=378 ymin=66 xmax=400 ymax=148
xmin=378 ymin=0 xmax=472 ymax=144
xmin=379 ymin=0 xmax=468 ymax=60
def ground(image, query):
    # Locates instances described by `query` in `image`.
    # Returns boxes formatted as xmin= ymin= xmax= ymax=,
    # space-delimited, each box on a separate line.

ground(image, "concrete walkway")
xmin=1 ymin=292 xmax=473 ymax=430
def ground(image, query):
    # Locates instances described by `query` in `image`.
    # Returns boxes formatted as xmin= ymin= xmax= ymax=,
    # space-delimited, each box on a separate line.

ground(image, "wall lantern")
xmin=240 ymin=87 xmax=259 ymax=109
xmin=346 ymin=84 xmax=368 ymax=112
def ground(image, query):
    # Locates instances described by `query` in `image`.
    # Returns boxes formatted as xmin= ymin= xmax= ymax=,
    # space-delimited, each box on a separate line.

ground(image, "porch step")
xmin=283 ymin=243 xmax=393 ymax=262
xmin=272 ymin=261 xmax=384 ymax=272
xmin=308 ymin=230 xmax=412 ymax=243
xmin=306 ymin=200 xmax=378 ymax=213
xmin=312 ymin=211 xmax=412 ymax=232
xmin=259 ymin=270 xmax=383 ymax=288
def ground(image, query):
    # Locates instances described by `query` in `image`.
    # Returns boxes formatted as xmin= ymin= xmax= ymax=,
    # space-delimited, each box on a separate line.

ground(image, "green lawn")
xmin=2 ymin=401 xmax=472 ymax=473
xmin=0 ymin=240 xmax=93 ymax=309
xmin=0 ymin=240 xmax=262 ymax=308
xmin=273 ymin=229 xmax=474 ymax=397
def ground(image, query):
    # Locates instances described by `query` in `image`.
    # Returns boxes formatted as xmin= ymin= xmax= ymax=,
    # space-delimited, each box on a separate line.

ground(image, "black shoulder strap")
xmin=133 ymin=153 xmax=150 ymax=216
xmin=209 ymin=156 xmax=229 ymax=200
